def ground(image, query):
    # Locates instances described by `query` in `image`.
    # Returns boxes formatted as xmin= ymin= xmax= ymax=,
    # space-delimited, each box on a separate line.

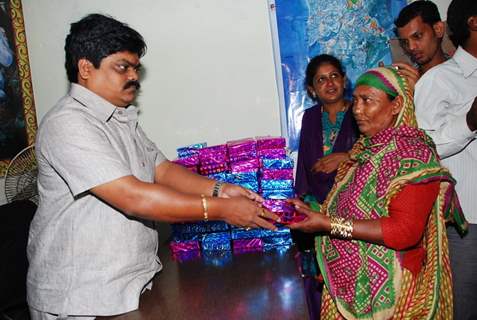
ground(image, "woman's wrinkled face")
xmin=309 ymin=63 xmax=346 ymax=105
xmin=352 ymin=85 xmax=402 ymax=137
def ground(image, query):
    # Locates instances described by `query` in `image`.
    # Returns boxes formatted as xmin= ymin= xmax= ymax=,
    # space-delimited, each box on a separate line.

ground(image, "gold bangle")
xmin=329 ymin=216 xmax=353 ymax=239
xmin=200 ymin=194 xmax=208 ymax=221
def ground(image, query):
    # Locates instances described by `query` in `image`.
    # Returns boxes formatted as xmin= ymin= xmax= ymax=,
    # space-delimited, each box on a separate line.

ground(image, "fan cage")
xmin=4 ymin=144 xmax=38 ymax=205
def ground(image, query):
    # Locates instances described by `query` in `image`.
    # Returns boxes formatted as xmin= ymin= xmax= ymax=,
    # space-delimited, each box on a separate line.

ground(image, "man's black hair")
xmin=65 ymin=13 xmax=146 ymax=83
xmin=447 ymin=0 xmax=477 ymax=48
xmin=395 ymin=1 xmax=441 ymax=31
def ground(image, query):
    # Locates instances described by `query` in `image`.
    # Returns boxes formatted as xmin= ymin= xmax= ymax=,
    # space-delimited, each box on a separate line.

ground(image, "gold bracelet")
xmin=329 ymin=216 xmax=353 ymax=239
xmin=200 ymin=194 xmax=208 ymax=221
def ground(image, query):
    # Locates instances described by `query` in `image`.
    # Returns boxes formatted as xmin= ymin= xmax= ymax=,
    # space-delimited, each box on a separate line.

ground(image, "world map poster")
xmin=270 ymin=0 xmax=408 ymax=150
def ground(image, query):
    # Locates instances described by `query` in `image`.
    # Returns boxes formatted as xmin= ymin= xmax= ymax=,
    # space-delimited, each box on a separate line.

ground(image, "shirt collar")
xmin=453 ymin=46 xmax=477 ymax=78
xmin=68 ymin=83 xmax=138 ymax=123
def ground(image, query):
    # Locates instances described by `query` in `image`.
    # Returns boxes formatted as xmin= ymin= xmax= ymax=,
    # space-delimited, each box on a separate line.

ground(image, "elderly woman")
xmin=294 ymin=54 xmax=359 ymax=320
xmin=290 ymin=67 xmax=467 ymax=319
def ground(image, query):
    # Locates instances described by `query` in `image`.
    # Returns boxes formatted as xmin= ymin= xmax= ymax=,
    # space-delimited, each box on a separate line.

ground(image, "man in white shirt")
xmin=28 ymin=13 xmax=279 ymax=320
xmin=395 ymin=1 xmax=447 ymax=75
xmin=414 ymin=0 xmax=477 ymax=318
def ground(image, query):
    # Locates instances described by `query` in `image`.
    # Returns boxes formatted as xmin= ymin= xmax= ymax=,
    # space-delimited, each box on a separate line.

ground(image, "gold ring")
xmin=245 ymin=227 xmax=251 ymax=231
xmin=260 ymin=209 xmax=265 ymax=217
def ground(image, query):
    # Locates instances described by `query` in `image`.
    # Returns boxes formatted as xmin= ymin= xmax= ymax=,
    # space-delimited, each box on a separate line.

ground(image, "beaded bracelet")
xmin=212 ymin=181 xmax=224 ymax=197
xmin=200 ymin=194 xmax=208 ymax=221
xmin=329 ymin=216 xmax=353 ymax=239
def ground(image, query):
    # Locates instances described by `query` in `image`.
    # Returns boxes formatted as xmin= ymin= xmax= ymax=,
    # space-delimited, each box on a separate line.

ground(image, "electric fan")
xmin=4 ymin=144 xmax=38 ymax=205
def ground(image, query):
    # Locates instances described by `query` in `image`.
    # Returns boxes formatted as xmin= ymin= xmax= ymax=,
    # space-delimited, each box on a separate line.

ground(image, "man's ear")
xmin=433 ymin=21 xmax=445 ymax=38
xmin=391 ymin=95 xmax=404 ymax=115
xmin=77 ymin=58 xmax=93 ymax=80
xmin=468 ymin=16 xmax=477 ymax=32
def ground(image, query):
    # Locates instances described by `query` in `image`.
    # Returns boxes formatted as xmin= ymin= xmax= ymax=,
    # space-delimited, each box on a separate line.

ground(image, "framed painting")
xmin=0 ymin=0 xmax=36 ymax=176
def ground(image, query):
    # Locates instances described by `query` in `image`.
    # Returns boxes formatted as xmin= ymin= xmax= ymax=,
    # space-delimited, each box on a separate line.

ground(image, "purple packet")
xmin=257 ymin=148 xmax=286 ymax=159
xmin=227 ymin=138 xmax=257 ymax=154
xmin=262 ymin=199 xmax=295 ymax=214
xmin=230 ymin=158 xmax=260 ymax=173
xmin=256 ymin=136 xmax=286 ymax=150
xmin=232 ymin=238 xmax=264 ymax=254
xmin=199 ymin=163 xmax=229 ymax=175
xmin=229 ymin=150 xmax=257 ymax=163
xmin=169 ymin=240 xmax=200 ymax=254
xmin=261 ymin=169 xmax=294 ymax=180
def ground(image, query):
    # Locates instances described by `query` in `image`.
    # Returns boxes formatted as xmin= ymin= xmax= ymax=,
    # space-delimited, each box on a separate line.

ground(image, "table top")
xmin=100 ymin=246 xmax=308 ymax=320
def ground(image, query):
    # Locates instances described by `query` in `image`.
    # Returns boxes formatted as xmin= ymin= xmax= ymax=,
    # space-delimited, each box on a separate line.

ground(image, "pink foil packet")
xmin=232 ymin=238 xmax=264 ymax=254
xmin=230 ymin=158 xmax=260 ymax=173
xmin=256 ymin=136 xmax=286 ymax=150
xmin=257 ymin=148 xmax=286 ymax=159
xmin=261 ymin=169 xmax=294 ymax=180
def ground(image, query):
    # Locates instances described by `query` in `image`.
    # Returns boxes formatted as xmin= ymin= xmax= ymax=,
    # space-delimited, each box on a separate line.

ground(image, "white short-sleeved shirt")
xmin=415 ymin=46 xmax=477 ymax=223
xmin=27 ymin=83 xmax=167 ymax=316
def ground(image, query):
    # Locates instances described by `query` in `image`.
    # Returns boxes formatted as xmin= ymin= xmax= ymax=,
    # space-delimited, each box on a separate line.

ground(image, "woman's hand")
xmin=219 ymin=183 xmax=263 ymax=202
xmin=287 ymin=198 xmax=330 ymax=233
xmin=312 ymin=152 xmax=349 ymax=174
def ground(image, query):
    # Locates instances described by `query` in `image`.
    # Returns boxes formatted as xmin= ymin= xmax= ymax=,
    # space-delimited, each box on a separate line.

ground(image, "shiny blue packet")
xmin=171 ymin=232 xmax=202 ymax=242
xmin=201 ymin=232 xmax=232 ymax=251
xmin=261 ymin=189 xmax=295 ymax=200
xmin=202 ymin=250 xmax=233 ymax=267
xmin=260 ymin=226 xmax=291 ymax=238
xmin=207 ymin=172 xmax=231 ymax=182
xmin=231 ymin=228 xmax=268 ymax=240
xmin=261 ymin=157 xmax=294 ymax=170
xmin=230 ymin=172 xmax=258 ymax=183
xmin=260 ymin=179 xmax=294 ymax=191
xmin=236 ymin=181 xmax=259 ymax=193
xmin=262 ymin=234 xmax=293 ymax=251
xmin=171 ymin=221 xmax=230 ymax=234
xmin=177 ymin=142 xmax=207 ymax=158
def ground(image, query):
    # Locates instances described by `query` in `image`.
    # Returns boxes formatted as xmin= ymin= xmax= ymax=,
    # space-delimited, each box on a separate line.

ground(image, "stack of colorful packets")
xmin=256 ymin=136 xmax=287 ymax=160
xmin=173 ymin=142 xmax=207 ymax=172
xmin=227 ymin=138 xmax=260 ymax=174
xmin=170 ymin=136 xmax=296 ymax=262
xmin=198 ymin=144 xmax=229 ymax=175
xmin=260 ymin=157 xmax=295 ymax=200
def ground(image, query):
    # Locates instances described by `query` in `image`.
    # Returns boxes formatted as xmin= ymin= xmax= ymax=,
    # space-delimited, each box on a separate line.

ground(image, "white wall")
xmin=21 ymin=0 xmax=281 ymax=160
xmin=432 ymin=0 xmax=451 ymax=20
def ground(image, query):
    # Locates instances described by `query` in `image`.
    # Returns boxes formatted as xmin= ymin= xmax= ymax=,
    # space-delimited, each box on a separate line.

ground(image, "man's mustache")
xmin=124 ymin=80 xmax=141 ymax=90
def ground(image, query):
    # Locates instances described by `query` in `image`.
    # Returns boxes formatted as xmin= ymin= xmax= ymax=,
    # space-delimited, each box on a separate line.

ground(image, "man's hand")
xmin=220 ymin=196 xmax=279 ymax=230
xmin=219 ymin=183 xmax=263 ymax=202
xmin=392 ymin=62 xmax=420 ymax=92
xmin=312 ymin=152 xmax=349 ymax=174
xmin=466 ymin=96 xmax=477 ymax=132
